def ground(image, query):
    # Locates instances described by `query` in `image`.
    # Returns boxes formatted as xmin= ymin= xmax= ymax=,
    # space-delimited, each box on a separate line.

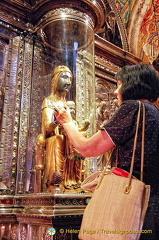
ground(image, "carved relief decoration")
xmin=15 ymin=35 xmax=34 ymax=194
xmin=0 ymin=215 xmax=18 ymax=240
xmin=96 ymin=0 xmax=129 ymax=51
xmin=0 ymin=36 xmax=20 ymax=195
xmin=26 ymin=44 xmax=51 ymax=193
xmin=96 ymin=78 xmax=118 ymax=129
xmin=76 ymin=49 xmax=96 ymax=177
xmin=0 ymin=38 xmax=9 ymax=139
xmin=94 ymin=55 xmax=119 ymax=171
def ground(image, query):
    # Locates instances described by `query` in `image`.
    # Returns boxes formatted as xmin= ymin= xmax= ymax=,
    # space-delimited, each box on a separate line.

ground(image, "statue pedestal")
xmin=0 ymin=192 xmax=92 ymax=239
xmin=15 ymin=192 xmax=92 ymax=216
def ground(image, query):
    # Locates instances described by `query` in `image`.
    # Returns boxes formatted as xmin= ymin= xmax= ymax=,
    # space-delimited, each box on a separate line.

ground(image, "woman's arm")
xmin=55 ymin=107 xmax=115 ymax=157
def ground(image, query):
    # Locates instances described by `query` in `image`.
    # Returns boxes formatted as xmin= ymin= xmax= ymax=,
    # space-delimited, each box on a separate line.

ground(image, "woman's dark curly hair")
xmin=115 ymin=64 xmax=159 ymax=102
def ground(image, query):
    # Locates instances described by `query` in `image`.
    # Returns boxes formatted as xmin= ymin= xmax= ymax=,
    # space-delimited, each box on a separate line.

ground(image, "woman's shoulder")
xmin=120 ymin=100 xmax=159 ymax=121
xmin=104 ymin=100 xmax=138 ymax=126
xmin=121 ymin=100 xmax=138 ymax=107
xmin=117 ymin=100 xmax=138 ymax=114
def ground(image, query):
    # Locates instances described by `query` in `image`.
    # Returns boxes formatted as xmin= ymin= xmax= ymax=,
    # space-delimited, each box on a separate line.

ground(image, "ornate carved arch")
xmin=107 ymin=0 xmax=129 ymax=51
xmin=127 ymin=0 xmax=150 ymax=56
xmin=96 ymin=0 xmax=129 ymax=51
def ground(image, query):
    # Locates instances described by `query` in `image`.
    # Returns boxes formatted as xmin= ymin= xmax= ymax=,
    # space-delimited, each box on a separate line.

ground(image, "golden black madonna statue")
xmin=34 ymin=65 xmax=89 ymax=192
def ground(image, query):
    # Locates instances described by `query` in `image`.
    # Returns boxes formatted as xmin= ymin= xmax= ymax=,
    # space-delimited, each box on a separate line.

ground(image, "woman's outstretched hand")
xmin=54 ymin=105 xmax=73 ymax=125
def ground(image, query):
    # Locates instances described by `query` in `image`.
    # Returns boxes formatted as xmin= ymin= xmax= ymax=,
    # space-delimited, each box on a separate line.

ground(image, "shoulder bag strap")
xmin=140 ymin=102 xmax=145 ymax=181
xmin=124 ymin=101 xmax=145 ymax=193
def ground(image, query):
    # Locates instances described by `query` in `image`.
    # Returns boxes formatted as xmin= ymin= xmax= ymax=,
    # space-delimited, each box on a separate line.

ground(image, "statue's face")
xmin=56 ymin=71 xmax=72 ymax=93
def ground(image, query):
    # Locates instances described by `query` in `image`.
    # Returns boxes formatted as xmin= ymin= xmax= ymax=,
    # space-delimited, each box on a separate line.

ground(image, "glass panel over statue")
xmin=34 ymin=65 xmax=90 ymax=193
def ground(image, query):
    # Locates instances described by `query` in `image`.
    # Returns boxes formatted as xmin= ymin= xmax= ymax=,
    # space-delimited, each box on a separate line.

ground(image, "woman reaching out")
xmin=55 ymin=64 xmax=159 ymax=239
